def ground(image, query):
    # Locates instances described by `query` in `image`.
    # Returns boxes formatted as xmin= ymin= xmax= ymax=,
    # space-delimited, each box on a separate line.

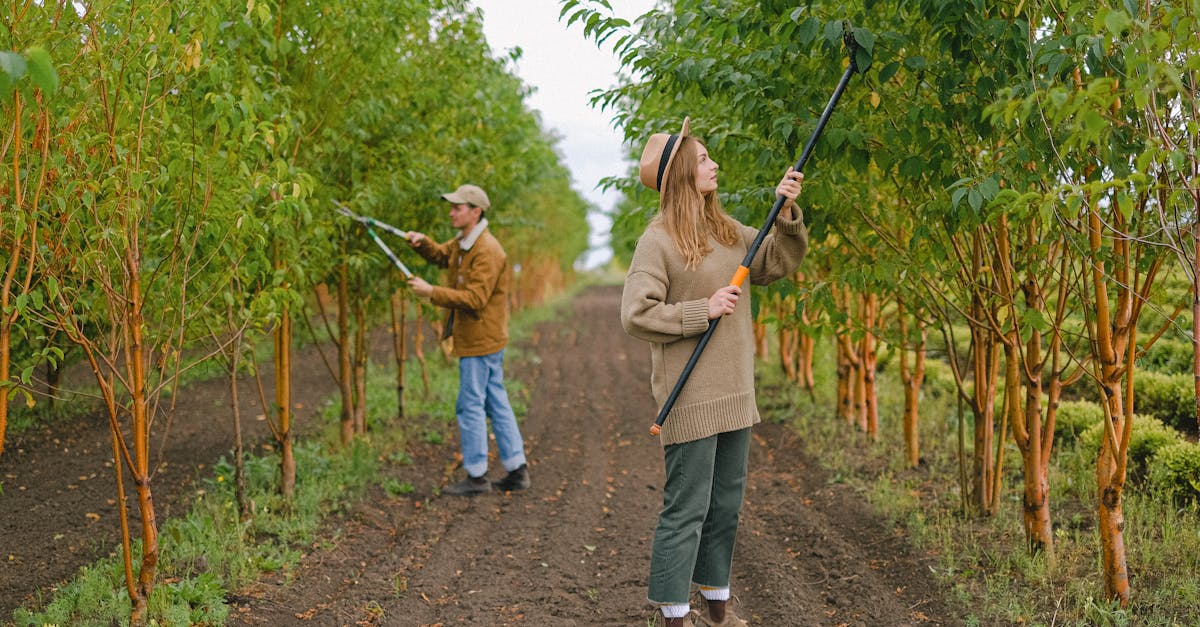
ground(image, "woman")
xmin=620 ymin=118 xmax=808 ymax=627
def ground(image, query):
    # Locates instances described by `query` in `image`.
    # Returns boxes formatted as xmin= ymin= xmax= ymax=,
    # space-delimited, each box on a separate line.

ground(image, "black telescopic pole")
xmin=648 ymin=28 xmax=860 ymax=437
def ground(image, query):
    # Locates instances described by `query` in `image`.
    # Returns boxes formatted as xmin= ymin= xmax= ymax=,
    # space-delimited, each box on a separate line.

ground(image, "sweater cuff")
xmin=774 ymin=208 xmax=807 ymax=235
xmin=681 ymin=299 xmax=711 ymax=336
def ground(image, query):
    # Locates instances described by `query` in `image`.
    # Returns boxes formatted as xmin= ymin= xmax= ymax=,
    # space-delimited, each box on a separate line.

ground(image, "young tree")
xmin=1 ymin=44 xmax=57 ymax=462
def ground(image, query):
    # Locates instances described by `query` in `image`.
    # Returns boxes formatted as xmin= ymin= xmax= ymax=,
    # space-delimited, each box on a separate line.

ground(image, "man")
xmin=405 ymin=184 xmax=531 ymax=496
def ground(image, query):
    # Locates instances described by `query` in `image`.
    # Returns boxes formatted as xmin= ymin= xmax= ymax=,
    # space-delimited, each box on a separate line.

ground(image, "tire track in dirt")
xmin=233 ymin=285 xmax=960 ymax=626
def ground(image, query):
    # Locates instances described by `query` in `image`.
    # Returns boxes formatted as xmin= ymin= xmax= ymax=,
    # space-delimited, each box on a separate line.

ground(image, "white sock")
xmin=699 ymin=586 xmax=730 ymax=602
xmin=661 ymin=603 xmax=691 ymax=618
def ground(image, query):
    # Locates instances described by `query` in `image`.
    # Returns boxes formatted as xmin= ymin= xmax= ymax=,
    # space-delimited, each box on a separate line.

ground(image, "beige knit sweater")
xmin=620 ymin=210 xmax=808 ymax=445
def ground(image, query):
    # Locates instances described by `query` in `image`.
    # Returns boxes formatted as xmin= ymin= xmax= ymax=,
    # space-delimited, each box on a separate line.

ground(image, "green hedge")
xmin=1079 ymin=415 xmax=1185 ymax=481
xmin=1053 ymin=400 xmax=1105 ymax=445
xmin=1149 ymin=441 xmax=1200 ymax=504
xmin=921 ymin=358 xmax=957 ymax=400
xmin=1135 ymin=371 xmax=1195 ymax=434
xmin=1075 ymin=370 xmax=1195 ymax=434
xmin=1136 ymin=338 xmax=1193 ymax=376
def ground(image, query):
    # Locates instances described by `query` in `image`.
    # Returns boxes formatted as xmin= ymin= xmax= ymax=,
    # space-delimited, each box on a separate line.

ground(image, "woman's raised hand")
xmin=776 ymin=168 xmax=804 ymax=218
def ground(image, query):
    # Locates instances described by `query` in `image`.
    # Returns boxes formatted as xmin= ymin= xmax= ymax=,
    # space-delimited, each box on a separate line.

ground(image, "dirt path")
xmin=230 ymin=286 xmax=961 ymax=626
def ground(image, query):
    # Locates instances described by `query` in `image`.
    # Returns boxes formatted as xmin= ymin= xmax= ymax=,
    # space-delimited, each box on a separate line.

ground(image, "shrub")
xmin=921 ymin=358 xmax=957 ymax=399
xmin=1137 ymin=338 xmax=1193 ymax=375
xmin=1053 ymin=400 xmax=1105 ymax=446
xmin=1135 ymin=370 xmax=1195 ymax=434
xmin=1070 ymin=370 xmax=1195 ymax=435
xmin=1148 ymin=441 xmax=1200 ymax=505
xmin=1080 ymin=415 xmax=1184 ymax=481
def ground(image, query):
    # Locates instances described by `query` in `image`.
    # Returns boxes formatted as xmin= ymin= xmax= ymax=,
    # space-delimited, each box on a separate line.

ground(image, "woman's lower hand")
xmin=707 ymin=285 xmax=742 ymax=319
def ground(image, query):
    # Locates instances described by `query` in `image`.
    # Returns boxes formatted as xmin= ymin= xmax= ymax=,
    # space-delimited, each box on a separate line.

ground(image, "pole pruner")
xmin=648 ymin=22 xmax=864 ymax=437
xmin=333 ymin=201 xmax=416 ymax=280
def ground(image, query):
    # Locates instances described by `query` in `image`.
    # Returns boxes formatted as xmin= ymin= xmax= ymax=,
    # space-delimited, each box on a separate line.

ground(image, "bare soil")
xmin=2 ymin=285 xmax=963 ymax=626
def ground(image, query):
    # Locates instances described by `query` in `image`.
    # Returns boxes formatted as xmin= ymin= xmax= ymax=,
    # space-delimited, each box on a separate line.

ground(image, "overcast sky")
xmin=472 ymin=0 xmax=656 ymax=269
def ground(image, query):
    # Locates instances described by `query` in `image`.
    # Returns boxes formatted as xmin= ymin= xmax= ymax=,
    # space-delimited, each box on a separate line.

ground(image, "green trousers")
xmin=647 ymin=427 xmax=751 ymax=605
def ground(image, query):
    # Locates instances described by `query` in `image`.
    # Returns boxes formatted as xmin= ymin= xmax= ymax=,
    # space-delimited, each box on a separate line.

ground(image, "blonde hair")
xmin=654 ymin=137 xmax=739 ymax=269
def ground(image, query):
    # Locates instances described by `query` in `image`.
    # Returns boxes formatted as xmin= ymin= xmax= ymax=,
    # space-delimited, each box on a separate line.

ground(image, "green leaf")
xmin=855 ymin=48 xmax=872 ymax=73
xmin=796 ymin=18 xmax=820 ymax=46
xmin=951 ymin=188 xmax=968 ymax=208
xmin=25 ymin=46 xmax=58 ymax=95
xmin=851 ymin=27 xmax=874 ymax=54
xmin=0 ymin=51 xmax=26 ymax=93
xmin=1103 ymin=9 xmax=1131 ymax=36
xmin=823 ymin=19 xmax=842 ymax=47
xmin=877 ymin=61 xmax=900 ymax=84
xmin=968 ymin=188 xmax=983 ymax=212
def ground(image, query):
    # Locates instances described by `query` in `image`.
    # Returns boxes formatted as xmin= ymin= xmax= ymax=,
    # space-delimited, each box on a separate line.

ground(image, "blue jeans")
xmin=457 ymin=349 xmax=526 ymax=478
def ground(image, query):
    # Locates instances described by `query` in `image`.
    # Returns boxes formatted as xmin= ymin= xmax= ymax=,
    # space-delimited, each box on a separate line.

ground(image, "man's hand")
xmin=406 ymin=231 xmax=427 ymax=247
xmin=408 ymin=276 xmax=433 ymax=297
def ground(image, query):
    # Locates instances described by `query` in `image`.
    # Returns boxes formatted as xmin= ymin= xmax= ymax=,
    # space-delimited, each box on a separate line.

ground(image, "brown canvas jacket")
xmin=412 ymin=223 xmax=510 ymax=357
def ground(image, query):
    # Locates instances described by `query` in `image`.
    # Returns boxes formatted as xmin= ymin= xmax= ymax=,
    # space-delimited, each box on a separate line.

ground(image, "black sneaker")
xmin=442 ymin=475 xmax=491 ymax=496
xmin=492 ymin=464 xmax=531 ymax=491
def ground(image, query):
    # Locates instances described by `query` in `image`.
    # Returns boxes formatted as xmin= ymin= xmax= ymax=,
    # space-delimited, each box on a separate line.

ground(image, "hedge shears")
xmin=334 ymin=202 xmax=416 ymax=280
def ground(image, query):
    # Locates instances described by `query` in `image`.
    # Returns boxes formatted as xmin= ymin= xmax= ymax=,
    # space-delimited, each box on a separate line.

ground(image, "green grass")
xmin=757 ymin=333 xmax=1200 ymax=627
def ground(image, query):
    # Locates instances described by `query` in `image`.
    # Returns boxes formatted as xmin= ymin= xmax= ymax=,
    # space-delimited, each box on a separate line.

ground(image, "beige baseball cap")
xmin=440 ymin=184 xmax=491 ymax=211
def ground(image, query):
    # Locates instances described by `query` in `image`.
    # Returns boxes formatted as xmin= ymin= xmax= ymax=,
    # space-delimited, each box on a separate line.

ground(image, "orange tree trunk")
xmin=1087 ymin=202 xmax=1141 ymax=606
xmin=835 ymin=337 xmax=850 ymax=421
xmin=392 ymin=290 xmax=406 ymax=419
xmin=898 ymin=301 xmax=926 ymax=469
xmin=0 ymin=313 xmax=10 ymax=461
xmin=1194 ymin=218 xmax=1200 ymax=433
xmin=778 ymin=324 xmax=798 ymax=382
xmin=1010 ymin=223 xmax=1075 ymax=555
xmin=276 ymin=305 xmax=295 ymax=499
xmin=2 ymin=91 xmax=47 ymax=462
xmin=834 ymin=284 xmax=860 ymax=427
xmin=798 ymin=304 xmax=815 ymax=390
xmin=965 ymin=229 xmax=1003 ymax=515
xmin=126 ymin=263 xmax=158 ymax=622
xmin=753 ymin=316 xmax=768 ymax=361
xmin=860 ymin=292 xmax=879 ymax=441
xmin=1011 ymin=284 xmax=1052 ymax=554
xmin=776 ymin=294 xmax=798 ymax=382
xmin=414 ymin=304 xmax=431 ymax=395
xmin=799 ymin=332 xmax=814 ymax=389
xmin=227 ymin=321 xmax=250 ymax=519
xmin=968 ymin=303 xmax=999 ymax=513
xmin=852 ymin=352 xmax=866 ymax=432
xmin=337 ymin=262 xmax=354 ymax=444
xmin=353 ymin=301 xmax=368 ymax=434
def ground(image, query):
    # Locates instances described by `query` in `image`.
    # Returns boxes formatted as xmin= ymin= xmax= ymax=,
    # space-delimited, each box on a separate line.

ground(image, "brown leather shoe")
xmin=694 ymin=597 xmax=748 ymax=627
xmin=662 ymin=615 xmax=695 ymax=627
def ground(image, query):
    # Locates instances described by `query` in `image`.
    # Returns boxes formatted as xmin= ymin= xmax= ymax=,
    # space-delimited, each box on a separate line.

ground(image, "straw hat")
xmin=441 ymin=184 xmax=491 ymax=211
xmin=638 ymin=117 xmax=691 ymax=191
